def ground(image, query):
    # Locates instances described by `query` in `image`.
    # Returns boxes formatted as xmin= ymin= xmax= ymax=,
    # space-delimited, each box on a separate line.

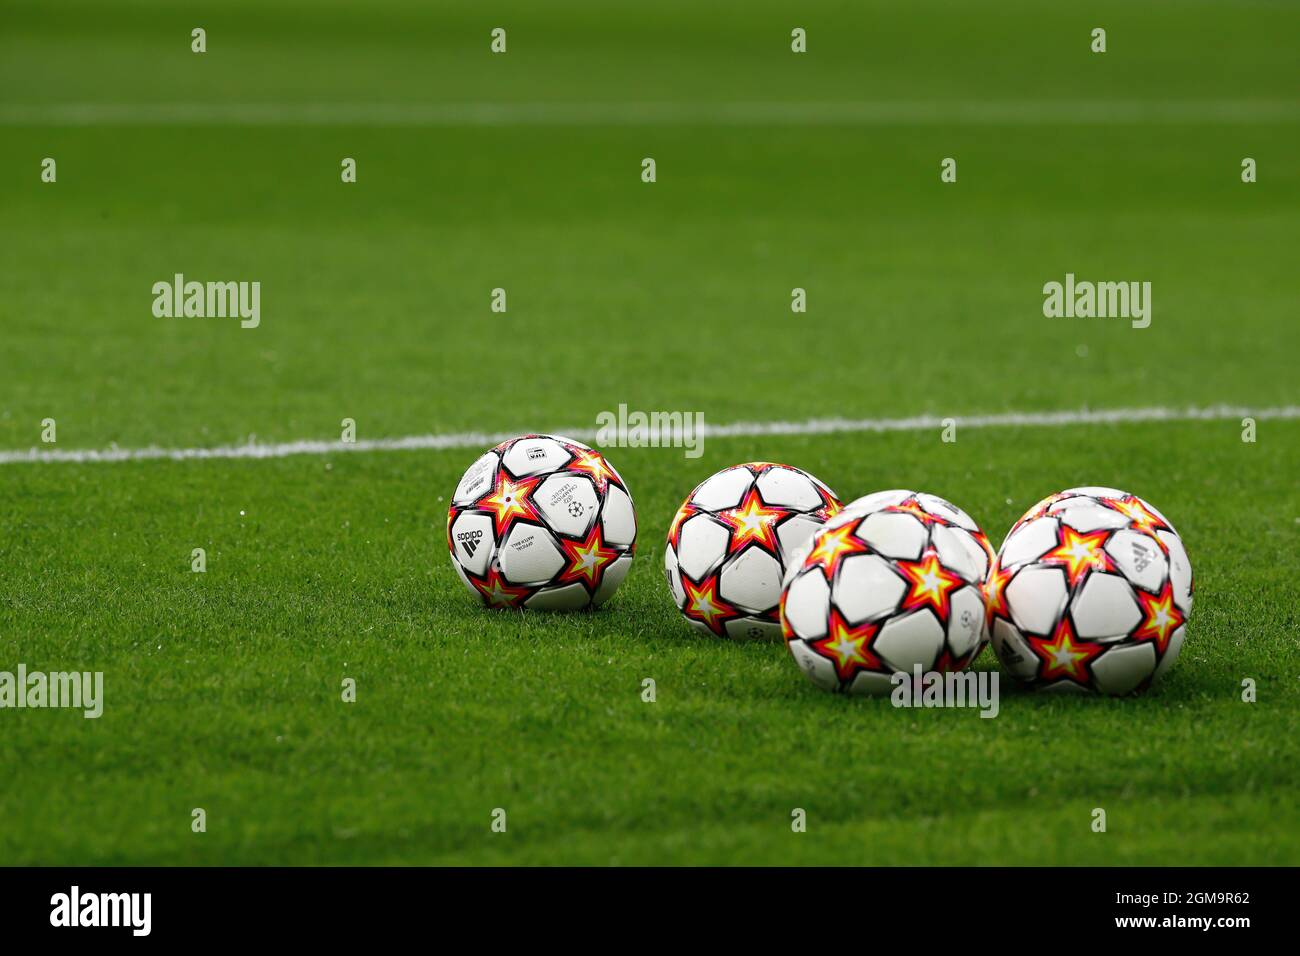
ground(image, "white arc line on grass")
xmin=1 ymin=404 xmax=1295 ymax=466
xmin=1 ymin=100 xmax=1297 ymax=127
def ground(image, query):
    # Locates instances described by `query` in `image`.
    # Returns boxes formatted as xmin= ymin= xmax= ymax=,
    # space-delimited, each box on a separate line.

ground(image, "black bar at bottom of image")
xmin=0 ymin=867 xmax=1279 ymax=942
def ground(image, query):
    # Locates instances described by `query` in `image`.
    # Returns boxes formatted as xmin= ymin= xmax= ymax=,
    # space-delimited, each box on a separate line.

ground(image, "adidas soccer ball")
xmin=780 ymin=490 xmax=994 ymax=695
xmin=664 ymin=462 xmax=841 ymax=640
xmin=987 ymin=486 xmax=1193 ymax=695
xmin=447 ymin=434 xmax=636 ymax=610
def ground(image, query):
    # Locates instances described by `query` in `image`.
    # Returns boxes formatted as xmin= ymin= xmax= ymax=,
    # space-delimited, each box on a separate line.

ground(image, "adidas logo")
xmin=525 ymin=446 xmax=547 ymax=461
xmin=457 ymin=529 xmax=484 ymax=558
xmin=995 ymin=634 xmax=1024 ymax=665
xmin=1132 ymin=542 xmax=1151 ymax=572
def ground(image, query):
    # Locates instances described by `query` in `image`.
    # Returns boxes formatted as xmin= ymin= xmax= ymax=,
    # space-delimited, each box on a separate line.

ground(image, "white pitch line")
xmin=1 ymin=404 xmax=1295 ymax=466
xmin=0 ymin=100 xmax=1297 ymax=127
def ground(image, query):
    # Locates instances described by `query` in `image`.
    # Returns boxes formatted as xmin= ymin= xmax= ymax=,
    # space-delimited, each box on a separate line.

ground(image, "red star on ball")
xmin=889 ymin=497 xmax=943 ymax=526
xmin=809 ymin=608 xmax=886 ymax=682
xmin=565 ymin=446 xmax=617 ymax=493
xmin=1132 ymin=580 xmax=1184 ymax=653
xmin=680 ymin=574 xmax=740 ymax=637
xmin=983 ymin=560 xmax=1015 ymax=624
xmin=666 ymin=500 xmax=697 ymax=551
xmin=557 ymin=525 xmax=620 ymax=591
xmin=1009 ymin=492 xmax=1070 ymax=533
xmin=896 ymin=549 xmax=965 ymax=621
xmin=478 ymin=472 xmax=542 ymax=539
xmin=1042 ymin=526 xmax=1115 ymax=587
xmin=803 ymin=520 xmax=867 ymax=580
xmin=1026 ymin=616 xmax=1105 ymax=685
xmin=468 ymin=566 xmax=532 ymax=608
xmin=970 ymin=527 xmax=996 ymax=567
xmin=814 ymin=499 xmax=842 ymax=522
xmin=1106 ymin=494 xmax=1171 ymax=535
xmin=717 ymin=486 xmax=784 ymax=554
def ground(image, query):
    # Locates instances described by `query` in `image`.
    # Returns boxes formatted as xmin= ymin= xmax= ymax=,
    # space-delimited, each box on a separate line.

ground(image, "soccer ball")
xmin=447 ymin=434 xmax=636 ymax=609
xmin=780 ymin=490 xmax=994 ymax=695
xmin=987 ymin=486 xmax=1193 ymax=695
xmin=664 ymin=462 xmax=840 ymax=640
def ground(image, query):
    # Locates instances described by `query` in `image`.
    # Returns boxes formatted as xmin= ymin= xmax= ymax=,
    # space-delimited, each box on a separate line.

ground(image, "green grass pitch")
xmin=1 ymin=0 xmax=1298 ymax=865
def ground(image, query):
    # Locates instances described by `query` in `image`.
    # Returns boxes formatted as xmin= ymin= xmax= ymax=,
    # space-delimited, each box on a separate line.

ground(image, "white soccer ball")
xmin=780 ymin=490 xmax=994 ymax=695
xmin=664 ymin=462 xmax=841 ymax=640
xmin=447 ymin=434 xmax=636 ymax=610
xmin=987 ymin=487 xmax=1193 ymax=695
